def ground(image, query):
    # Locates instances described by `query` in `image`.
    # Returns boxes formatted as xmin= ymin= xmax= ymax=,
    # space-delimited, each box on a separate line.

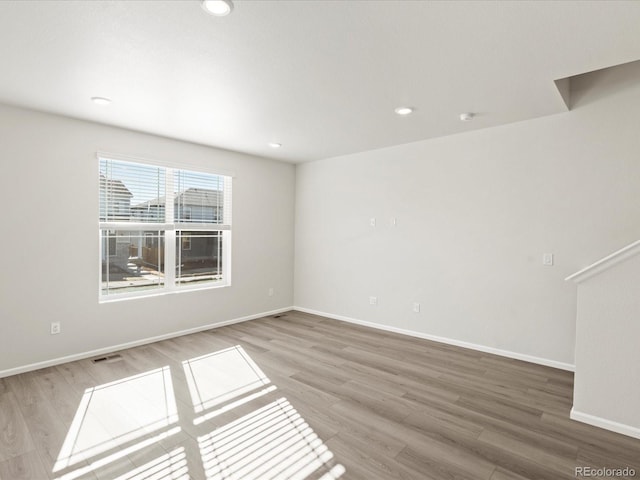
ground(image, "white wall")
xmin=0 ymin=104 xmax=295 ymax=373
xmin=571 ymin=250 xmax=640 ymax=438
xmin=294 ymin=61 xmax=640 ymax=367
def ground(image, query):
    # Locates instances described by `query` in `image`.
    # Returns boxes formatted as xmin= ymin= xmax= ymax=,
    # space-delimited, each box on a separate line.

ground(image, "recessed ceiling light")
xmin=202 ymin=0 xmax=234 ymax=16
xmin=91 ymin=97 xmax=111 ymax=106
xmin=268 ymin=142 xmax=282 ymax=148
xmin=460 ymin=112 xmax=475 ymax=122
xmin=394 ymin=107 xmax=414 ymax=116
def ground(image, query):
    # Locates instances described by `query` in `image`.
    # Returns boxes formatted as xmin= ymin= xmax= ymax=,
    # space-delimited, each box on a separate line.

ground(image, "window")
xmin=107 ymin=230 xmax=117 ymax=256
xmin=99 ymin=156 xmax=232 ymax=299
xmin=181 ymin=234 xmax=192 ymax=251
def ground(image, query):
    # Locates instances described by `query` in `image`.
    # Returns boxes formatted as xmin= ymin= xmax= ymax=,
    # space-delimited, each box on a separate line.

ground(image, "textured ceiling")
xmin=0 ymin=1 xmax=639 ymax=162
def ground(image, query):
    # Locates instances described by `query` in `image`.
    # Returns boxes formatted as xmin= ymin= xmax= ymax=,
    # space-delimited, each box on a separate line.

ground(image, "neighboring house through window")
xmin=107 ymin=230 xmax=117 ymax=257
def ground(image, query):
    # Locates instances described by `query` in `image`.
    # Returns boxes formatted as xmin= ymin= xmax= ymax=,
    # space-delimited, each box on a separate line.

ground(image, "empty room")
xmin=1 ymin=1 xmax=639 ymax=479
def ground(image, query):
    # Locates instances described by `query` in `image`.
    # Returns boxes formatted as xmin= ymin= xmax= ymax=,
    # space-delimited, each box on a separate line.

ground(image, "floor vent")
xmin=92 ymin=353 xmax=123 ymax=364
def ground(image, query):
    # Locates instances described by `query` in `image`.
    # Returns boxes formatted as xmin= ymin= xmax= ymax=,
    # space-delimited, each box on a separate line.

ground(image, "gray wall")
xmin=0 ymin=104 xmax=295 ymax=373
xmin=294 ymin=61 xmax=640 ymax=367
xmin=572 ymin=251 xmax=640 ymax=437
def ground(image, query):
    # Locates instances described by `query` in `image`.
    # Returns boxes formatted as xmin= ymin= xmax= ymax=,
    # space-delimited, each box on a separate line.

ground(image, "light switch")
xmin=543 ymin=253 xmax=554 ymax=266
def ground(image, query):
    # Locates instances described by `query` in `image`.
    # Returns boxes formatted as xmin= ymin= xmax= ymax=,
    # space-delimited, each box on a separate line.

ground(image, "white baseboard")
xmin=293 ymin=306 xmax=575 ymax=372
xmin=3 ymin=305 xmax=575 ymax=379
xmin=0 ymin=307 xmax=292 ymax=379
xmin=571 ymin=408 xmax=640 ymax=440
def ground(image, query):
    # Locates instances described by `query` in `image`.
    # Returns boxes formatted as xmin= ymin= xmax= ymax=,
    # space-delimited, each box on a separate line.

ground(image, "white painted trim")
xmin=99 ymin=282 xmax=230 ymax=303
xmin=566 ymin=239 xmax=640 ymax=283
xmin=570 ymin=408 xmax=640 ymax=440
xmin=0 ymin=307 xmax=291 ymax=379
xmin=3 ymin=305 xmax=575 ymax=379
xmin=293 ymin=306 xmax=575 ymax=372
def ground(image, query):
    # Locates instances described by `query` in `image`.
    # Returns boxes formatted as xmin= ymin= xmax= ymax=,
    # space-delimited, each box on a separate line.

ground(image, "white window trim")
xmin=99 ymin=156 xmax=232 ymax=302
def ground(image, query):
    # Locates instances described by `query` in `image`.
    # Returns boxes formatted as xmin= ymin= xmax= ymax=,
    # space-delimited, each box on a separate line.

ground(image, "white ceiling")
xmin=0 ymin=1 xmax=639 ymax=163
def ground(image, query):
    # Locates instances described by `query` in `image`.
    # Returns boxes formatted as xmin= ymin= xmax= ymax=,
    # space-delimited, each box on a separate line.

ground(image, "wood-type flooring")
xmin=0 ymin=311 xmax=638 ymax=479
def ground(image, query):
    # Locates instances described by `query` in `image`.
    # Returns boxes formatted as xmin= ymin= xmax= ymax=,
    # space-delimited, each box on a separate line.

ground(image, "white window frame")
xmin=98 ymin=154 xmax=232 ymax=302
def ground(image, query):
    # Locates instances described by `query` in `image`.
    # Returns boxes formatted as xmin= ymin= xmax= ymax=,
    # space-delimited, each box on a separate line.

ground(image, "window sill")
xmin=99 ymin=282 xmax=231 ymax=304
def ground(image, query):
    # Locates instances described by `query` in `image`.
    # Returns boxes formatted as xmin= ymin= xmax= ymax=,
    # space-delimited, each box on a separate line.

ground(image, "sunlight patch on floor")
xmin=193 ymin=385 xmax=278 ymax=426
xmin=53 ymin=345 xmax=345 ymax=480
xmin=113 ymin=446 xmax=189 ymax=480
xmin=54 ymin=366 xmax=178 ymax=473
xmin=318 ymin=464 xmax=346 ymax=480
xmin=198 ymin=397 xmax=341 ymax=480
xmin=183 ymin=346 xmax=270 ymax=413
xmin=54 ymin=427 xmax=181 ymax=480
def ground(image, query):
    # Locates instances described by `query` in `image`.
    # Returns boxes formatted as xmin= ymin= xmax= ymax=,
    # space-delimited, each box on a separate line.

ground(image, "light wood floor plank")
xmin=0 ymin=451 xmax=50 ymax=480
xmin=0 ymin=377 xmax=10 ymax=396
xmin=490 ymin=467 xmax=530 ymax=480
xmin=325 ymin=434 xmax=426 ymax=480
xmin=18 ymin=397 xmax=72 ymax=476
xmin=0 ymin=391 xmax=35 ymax=463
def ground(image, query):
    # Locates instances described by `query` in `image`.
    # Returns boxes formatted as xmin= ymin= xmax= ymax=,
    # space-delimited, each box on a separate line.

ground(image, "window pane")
xmin=101 ymin=230 xmax=165 ymax=295
xmin=175 ymin=231 xmax=222 ymax=287
xmin=174 ymin=169 xmax=225 ymax=223
xmin=99 ymin=158 xmax=166 ymax=222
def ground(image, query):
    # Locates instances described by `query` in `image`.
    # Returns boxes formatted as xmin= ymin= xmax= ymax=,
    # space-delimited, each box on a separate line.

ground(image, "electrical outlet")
xmin=268 ymin=287 xmax=274 ymax=297
xmin=413 ymin=302 xmax=420 ymax=313
xmin=369 ymin=296 xmax=378 ymax=306
xmin=50 ymin=322 xmax=61 ymax=335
